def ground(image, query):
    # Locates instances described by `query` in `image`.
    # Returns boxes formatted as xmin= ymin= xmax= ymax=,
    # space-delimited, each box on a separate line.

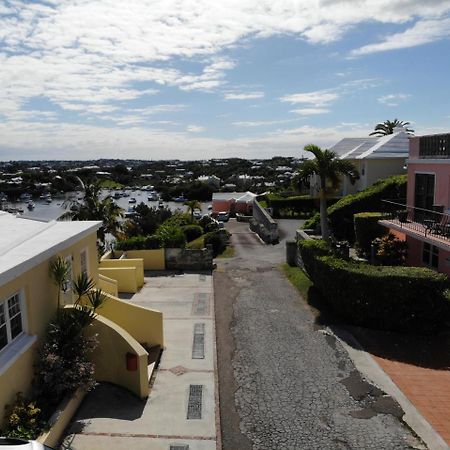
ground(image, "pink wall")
xmin=212 ymin=199 xmax=233 ymax=213
xmin=406 ymin=235 xmax=450 ymax=277
xmin=407 ymin=162 xmax=450 ymax=210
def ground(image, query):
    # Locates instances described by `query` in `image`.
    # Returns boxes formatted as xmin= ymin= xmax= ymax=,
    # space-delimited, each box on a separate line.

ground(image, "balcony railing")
xmin=419 ymin=133 xmax=450 ymax=159
xmin=381 ymin=200 xmax=450 ymax=243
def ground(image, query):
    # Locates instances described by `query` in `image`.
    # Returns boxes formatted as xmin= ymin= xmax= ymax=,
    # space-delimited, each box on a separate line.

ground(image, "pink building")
xmin=211 ymin=192 xmax=257 ymax=215
xmin=380 ymin=133 xmax=450 ymax=276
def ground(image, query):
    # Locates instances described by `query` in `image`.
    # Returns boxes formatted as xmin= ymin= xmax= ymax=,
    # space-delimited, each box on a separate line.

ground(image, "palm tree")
xmin=49 ymin=256 xmax=70 ymax=310
xmin=62 ymin=178 xmax=123 ymax=243
xmin=297 ymin=144 xmax=359 ymax=242
xmin=369 ymin=119 xmax=414 ymax=136
xmin=184 ymin=199 xmax=202 ymax=222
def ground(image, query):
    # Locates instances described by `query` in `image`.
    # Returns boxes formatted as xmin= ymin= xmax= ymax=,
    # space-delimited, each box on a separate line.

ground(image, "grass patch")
xmin=281 ymin=263 xmax=312 ymax=298
xmin=186 ymin=235 xmax=205 ymax=249
xmin=217 ymin=246 xmax=235 ymax=258
xmin=99 ymin=179 xmax=124 ymax=189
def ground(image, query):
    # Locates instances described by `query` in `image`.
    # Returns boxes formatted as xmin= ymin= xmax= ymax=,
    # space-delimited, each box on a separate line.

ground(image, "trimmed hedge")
xmin=302 ymin=175 xmax=406 ymax=241
xmin=353 ymin=212 xmax=387 ymax=256
xmin=267 ymin=194 xmax=340 ymax=218
xmin=182 ymin=224 xmax=203 ymax=242
xmin=298 ymin=239 xmax=449 ymax=332
xmin=115 ymin=235 xmax=163 ymax=250
xmin=204 ymin=229 xmax=230 ymax=257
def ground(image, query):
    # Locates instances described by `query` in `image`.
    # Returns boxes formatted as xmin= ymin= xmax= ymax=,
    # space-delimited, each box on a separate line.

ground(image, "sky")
xmin=0 ymin=0 xmax=450 ymax=161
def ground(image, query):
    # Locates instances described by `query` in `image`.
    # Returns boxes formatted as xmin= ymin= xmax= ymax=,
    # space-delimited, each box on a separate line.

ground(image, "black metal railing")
xmin=419 ymin=133 xmax=450 ymax=159
xmin=381 ymin=200 xmax=450 ymax=242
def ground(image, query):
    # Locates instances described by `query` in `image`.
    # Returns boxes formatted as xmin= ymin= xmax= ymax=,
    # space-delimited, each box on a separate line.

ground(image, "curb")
xmin=329 ymin=325 xmax=450 ymax=450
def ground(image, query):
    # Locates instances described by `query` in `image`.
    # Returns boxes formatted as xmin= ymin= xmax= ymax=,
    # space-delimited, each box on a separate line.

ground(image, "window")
xmin=80 ymin=249 xmax=88 ymax=276
xmin=0 ymin=293 xmax=24 ymax=352
xmin=422 ymin=242 xmax=439 ymax=269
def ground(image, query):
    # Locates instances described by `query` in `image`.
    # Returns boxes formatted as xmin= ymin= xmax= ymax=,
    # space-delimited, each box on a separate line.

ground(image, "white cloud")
xmin=186 ymin=125 xmax=205 ymax=133
xmin=232 ymin=119 xmax=298 ymax=127
xmin=290 ymin=108 xmax=330 ymax=115
xmin=378 ymin=93 xmax=411 ymax=106
xmin=351 ymin=18 xmax=450 ymax=56
xmin=224 ymin=91 xmax=265 ymax=100
xmin=280 ymin=90 xmax=338 ymax=106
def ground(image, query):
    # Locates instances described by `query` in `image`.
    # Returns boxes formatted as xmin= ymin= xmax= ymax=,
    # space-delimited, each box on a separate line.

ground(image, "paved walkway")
xmin=215 ymin=220 xmax=423 ymax=449
xmin=61 ymin=272 xmax=219 ymax=450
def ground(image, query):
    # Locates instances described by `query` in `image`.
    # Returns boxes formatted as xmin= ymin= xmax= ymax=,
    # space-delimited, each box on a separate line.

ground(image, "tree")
xmin=61 ymin=178 xmax=123 ymax=243
xmin=369 ymin=119 xmax=414 ymax=136
xmin=49 ymin=256 xmax=70 ymax=310
xmin=184 ymin=199 xmax=202 ymax=222
xmin=296 ymin=144 xmax=359 ymax=242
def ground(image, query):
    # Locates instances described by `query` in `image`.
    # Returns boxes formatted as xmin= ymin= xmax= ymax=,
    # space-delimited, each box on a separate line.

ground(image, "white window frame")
xmin=0 ymin=291 xmax=25 ymax=353
xmin=80 ymin=247 xmax=89 ymax=276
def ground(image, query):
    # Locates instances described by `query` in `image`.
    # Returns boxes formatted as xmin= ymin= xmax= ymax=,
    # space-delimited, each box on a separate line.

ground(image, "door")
xmin=414 ymin=173 xmax=435 ymax=221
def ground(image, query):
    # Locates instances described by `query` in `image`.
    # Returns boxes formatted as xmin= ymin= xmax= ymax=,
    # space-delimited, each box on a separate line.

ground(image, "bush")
xmin=115 ymin=234 xmax=163 ymax=250
xmin=2 ymin=393 xmax=45 ymax=439
xmin=353 ymin=212 xmax=387 ymax=256
xmin=298 ymin=239 xmax=449 ymax=332
xmin=156 ymin=222 xmax=186 ymax=248
xmin=302 ymin=175 xmax=406 ymax=241
xmin=182 ymin=224 xmax=203 ymax=242
xmin=204 ymin=230 xmax=230 ymax=257
xmin=198 ymin=215 xmax=219 ymax=233
xmin=373 ymin=233 xmax=408 ymax=266
xmin=267 ymin=194 xmax=340 ymax=218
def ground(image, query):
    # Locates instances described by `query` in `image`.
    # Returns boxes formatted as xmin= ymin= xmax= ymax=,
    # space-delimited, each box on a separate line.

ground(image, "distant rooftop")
xmin=0 ymin=212 xmax=100 ymax=286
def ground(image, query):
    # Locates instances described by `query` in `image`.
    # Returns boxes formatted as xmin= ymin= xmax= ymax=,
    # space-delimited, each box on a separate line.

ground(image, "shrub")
xmin=303 ymin=212 xmax=320 ymax=231
xmin=182 ymin=224 xmax=203 ymax=242
xmin=373 ymin=233 xmax=408 ymax=266
xmin=302 ymin=174 xmax=406 ymax=241
xmin=199 ymin=215 xmax=219 ymax=233
xmin=156 ymin=222 xmax=186 ymax=248
xmin=267 ymin=194 xmax=340 ymax=218
xmin=2 ymin=393 xmax=45 ymax=439
xmin=297 ymin=239 xmax=331 ymax=280
xmin=115 ymin=234 xmax=163 ymax=250
xmin=299 ymin=239 xmax=449 ymax=332
xmin=353 ymin=212 xmax=387 ymax=256
xmin=204 ymin=230 xmax=230 ymax=257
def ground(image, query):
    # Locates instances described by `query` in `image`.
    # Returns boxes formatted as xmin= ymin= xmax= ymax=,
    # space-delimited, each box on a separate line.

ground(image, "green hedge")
xmin=204 ymin=229 xmax=230 ymax=257
xmin=353 ymin=212 xmax=388 ymax=256
xmin=115 ymin=235 xmax=163 ymax=250
xmin=182 ymin=224 xmax=203 ymax=242
xmin=298 ymin=239 xmax=449 ymax=332
xmin=302 ymin=175 xmax=406 ymax=241
xmin=267 ymin=194 xmax=340 ymax=218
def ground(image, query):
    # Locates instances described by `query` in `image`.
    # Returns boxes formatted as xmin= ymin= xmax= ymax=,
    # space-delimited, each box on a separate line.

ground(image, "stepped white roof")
xmin=330 ymin=129 xmax=411 ymax=160
xmin=0 ymin=212 xmax=100 ymax=286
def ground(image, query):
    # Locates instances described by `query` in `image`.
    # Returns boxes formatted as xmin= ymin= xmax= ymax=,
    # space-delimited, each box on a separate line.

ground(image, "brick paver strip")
xmin=374 ymin=355 xmax=450 ymax=445
xmin=80 ymin=432 xmax=215 ymax=440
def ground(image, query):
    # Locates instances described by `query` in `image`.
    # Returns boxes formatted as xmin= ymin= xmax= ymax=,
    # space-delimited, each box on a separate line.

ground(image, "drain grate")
xmin=192 ymin=323 xmax=205 ymax=359
xmin=192 ymin=293 xmax=209 ymax=315
xmin=169 ymin=446 xmax=189 ymax=450
xmin=187 ymin=384 xmax=203 ymax=419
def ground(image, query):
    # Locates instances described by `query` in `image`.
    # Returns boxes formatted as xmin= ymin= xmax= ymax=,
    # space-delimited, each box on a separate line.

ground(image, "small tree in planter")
xmin=372 ymin=233 xmax=408 ymax=266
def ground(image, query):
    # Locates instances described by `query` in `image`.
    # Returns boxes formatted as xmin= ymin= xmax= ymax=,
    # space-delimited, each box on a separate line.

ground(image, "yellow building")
xmin=0 ymin=212 xmax=163 ymax=426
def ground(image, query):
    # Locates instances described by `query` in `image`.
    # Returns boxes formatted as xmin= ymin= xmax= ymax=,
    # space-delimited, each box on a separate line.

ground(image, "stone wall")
xmin=251 ymin=200 xmax=279 ymax=244
xmin=165 ymin=247 xmax=213 ymax=271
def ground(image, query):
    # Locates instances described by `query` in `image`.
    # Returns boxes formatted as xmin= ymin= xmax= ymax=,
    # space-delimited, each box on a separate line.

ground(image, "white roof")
xmin=236 ymin=192 xmax=258 ymax=203
xmin=0 ymin=212 xmax=101 ymax=286
xmin=331 ymin=130 xmax=410 ymax=161
xmin=212 ymin=192 xmax=247 ymax=201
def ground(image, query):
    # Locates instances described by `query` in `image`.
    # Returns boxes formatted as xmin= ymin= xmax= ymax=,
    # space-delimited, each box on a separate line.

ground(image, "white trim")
xmin=0 ymin=333 xmax=37 ymax=376
xmin=408 ymin=159 xmax=450 ymax=165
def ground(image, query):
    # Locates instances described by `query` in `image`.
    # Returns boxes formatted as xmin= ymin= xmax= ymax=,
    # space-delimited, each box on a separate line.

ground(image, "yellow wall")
xmin=98 ymin=274 xmax=119 ymax=297
xmin=99 ymin=294 xmax=164 ymax=347
xmin=99 ymin=258 xmax=144 ymax=287
xmin=86 ymin=314 xmax=149 ymax=398
xmin=0 ymin=232 xmax=99 ymax=424
xmin=98 ymin=267 xmax=139 ymax=293
xmin=126 ymin=249 xmax=165 ymax=270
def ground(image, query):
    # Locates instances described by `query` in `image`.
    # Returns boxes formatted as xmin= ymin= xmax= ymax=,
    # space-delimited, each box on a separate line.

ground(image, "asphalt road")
xmin=214 ymin=219 xmax=424 ymax=450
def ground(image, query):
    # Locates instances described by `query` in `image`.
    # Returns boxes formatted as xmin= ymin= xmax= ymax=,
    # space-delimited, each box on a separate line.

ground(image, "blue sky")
xmin=0 ymin=0 xmax=449 ymax=160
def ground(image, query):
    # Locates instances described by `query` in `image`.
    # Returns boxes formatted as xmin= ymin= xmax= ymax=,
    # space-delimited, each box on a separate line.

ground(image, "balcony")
xmin=419 ymin=133 xmax=450 ymax=159
xmin=380 ymin=200 xmax=450 ymax=249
